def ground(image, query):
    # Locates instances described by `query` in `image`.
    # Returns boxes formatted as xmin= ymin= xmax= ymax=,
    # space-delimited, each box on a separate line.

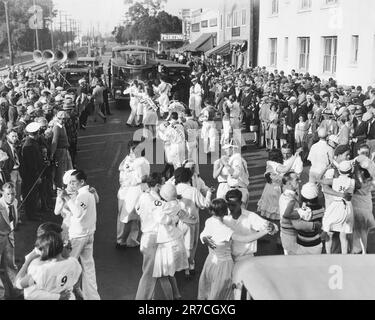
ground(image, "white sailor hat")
xmin=25 ymin=122 xmax=41 ymax=134
xmin=301 ymin=183 xmax=319 ymax=200
xmin=63 ymin=169 xmax=76 ymax=185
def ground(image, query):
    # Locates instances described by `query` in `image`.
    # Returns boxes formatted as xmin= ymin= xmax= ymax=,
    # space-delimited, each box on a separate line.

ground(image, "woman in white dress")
xmin=117 ymin=140 xmax=150 ymax=249
xmin=126 ymin=80 xmax=141 ymax=127
xmin=16 ymin=232 xmax=82 ymax=300
xmin=153 ymin=184 xmax=188 ymax=300
xmin=213 ymin=146 xmax=232 ymax=200
xmin=141 ymin=87 xmax=158 ymax=140
xmin=322 ymin=161 xmax=355 ymax=254
xmin=157 ymin=78 xmax=172 ymax=118
xmin=198 ymin=199 xmax=270 ymax=300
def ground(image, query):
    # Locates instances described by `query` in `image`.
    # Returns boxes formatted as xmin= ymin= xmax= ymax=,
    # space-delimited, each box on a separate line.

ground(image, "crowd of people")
xmin=2 ymin=50 xmax=375 ymax=300
xmin=117 ymin=54 xmax=375 ymax=300
xmin=0 ymin=62 xmax=111 ymax=300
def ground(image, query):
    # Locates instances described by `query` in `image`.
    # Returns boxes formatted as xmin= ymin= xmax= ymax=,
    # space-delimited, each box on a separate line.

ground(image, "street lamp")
xmin=2 ymin=0 xmax=14 ymax=65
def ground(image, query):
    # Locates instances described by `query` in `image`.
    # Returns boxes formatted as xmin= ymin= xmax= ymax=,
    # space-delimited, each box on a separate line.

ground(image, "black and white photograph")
xmin=0 ymin=0 xmax=375 ymax=304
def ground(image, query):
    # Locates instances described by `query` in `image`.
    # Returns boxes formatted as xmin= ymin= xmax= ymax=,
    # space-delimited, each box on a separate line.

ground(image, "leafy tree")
xmin=113 ymin=1 xmax=182 ymax=47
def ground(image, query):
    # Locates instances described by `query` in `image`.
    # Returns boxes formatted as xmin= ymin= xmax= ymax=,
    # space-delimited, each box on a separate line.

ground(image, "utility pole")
xmin=50 ymin=19 xmax=54 ymax=51
xmin=69 ymin=19 xmax=73 ymax=49
xmin=65 ymin=14 xmax=69 ymax=51
xmin=3 ymin=0 xmax=14 ymax=65
xmin=33 ymin=0 xmax=40 ymax=50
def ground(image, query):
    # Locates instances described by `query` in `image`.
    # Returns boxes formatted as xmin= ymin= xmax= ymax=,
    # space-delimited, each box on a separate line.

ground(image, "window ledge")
xmin=297 ymin=9 xmax=312 ymax=13
xmin=321 ymin=4 xmax=339 ymax=10
xmin=269 ymin=14 xmax=279 ymax=18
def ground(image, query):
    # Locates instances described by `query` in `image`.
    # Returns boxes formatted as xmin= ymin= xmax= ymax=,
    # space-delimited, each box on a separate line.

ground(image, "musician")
xmin=141 ymin=87 xmax=158 ymax=140
xmin=157 ymin=77 xmax=172 ymax=118
xmin=158 ymin=112 xmax=186 ymax=170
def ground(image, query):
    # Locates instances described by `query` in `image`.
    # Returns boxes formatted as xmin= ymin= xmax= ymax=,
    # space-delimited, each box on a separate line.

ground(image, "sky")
xmin=53 ymin=0 xmax=218 ymax=36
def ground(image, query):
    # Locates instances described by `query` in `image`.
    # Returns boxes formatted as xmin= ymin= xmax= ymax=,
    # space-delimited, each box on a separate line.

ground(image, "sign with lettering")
xmin=161 ymin=34 xmax=185 ymax=42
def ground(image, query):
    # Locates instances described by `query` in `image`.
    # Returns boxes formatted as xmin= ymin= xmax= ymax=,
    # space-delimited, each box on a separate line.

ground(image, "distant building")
xmin=258 ymin=0 xmax=375 ymax=87
xmin=208 ymin=0 xmax=259 ymax=68
xmin=179 ymin=9 xmax=192 ymax=42
xmin=190 ymin=9 xmax=219 ymax=44
xmin=179 ymin=8 xmax=192 ymax=20
xmin=177 ymin=8 xmax=218 ymax=57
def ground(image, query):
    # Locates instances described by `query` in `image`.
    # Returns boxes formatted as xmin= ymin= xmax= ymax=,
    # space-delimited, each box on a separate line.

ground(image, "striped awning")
xmin=178 ymin=33 xmax=216 ymax=53
xmin=205 ymin=40 xmax=245 ymax=57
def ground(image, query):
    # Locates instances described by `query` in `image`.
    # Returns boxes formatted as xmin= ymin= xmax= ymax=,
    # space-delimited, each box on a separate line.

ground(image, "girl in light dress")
xmin=321 ymin=161 xmax=355 ymax=254
xmin=213 ymin=146 xmax=231 ymax=200
xmin=258 ymin=149 xmax=302 ymax=221
xmin=16 ymin=232 xmax=82 ymax=300
xmin=258 ymin=148 xmax=302 ymax=245
xmin=153 ymin=183 xmax=188 ymax=300
xmin=157 ymin=78 xmax=172 ymax=118
xmin=268 ymin=104 xmax=279 ymax=150
xmin=126 ymin=80 xmax=141 ymax=127
xmin=117 ymin=141 xmax=150 ymax=248
xmin=295 ymin=114 xmax=309 ymax=149
xmin=198 ymin=199 xmax=271 ymax=300
xmin=141 ymin=86 xmax=158 ymax=140
xmin=220 ymin=101 xmax=232 ymax=147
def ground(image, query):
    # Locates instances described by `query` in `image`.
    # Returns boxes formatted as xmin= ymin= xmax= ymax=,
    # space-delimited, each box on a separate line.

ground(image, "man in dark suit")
xmin=241 ymin=86 xmax=253 ymax=132
xmin=2 ymin=130 xmax=22 ymax=206
xmin=21 ymin=122 xmax=44 ymax=221
xmin=0 ymin=183 xmax=20 ymax=300
xmin=285 ymin=97 xmax=306 ymax=151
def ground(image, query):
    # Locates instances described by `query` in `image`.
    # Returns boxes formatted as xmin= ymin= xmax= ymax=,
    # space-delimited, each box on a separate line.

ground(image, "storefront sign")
xmin=161 ymin=34 xmax=185 ymax=41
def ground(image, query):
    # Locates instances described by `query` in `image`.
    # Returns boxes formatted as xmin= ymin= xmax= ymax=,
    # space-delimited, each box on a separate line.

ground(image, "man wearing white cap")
xmin=21 ymin=122 xmax=44 ymax=221
xmin=307 ymin=128 xmax=334 ymax=182
xmin=158 ymin=112 xmax=186 ymax=170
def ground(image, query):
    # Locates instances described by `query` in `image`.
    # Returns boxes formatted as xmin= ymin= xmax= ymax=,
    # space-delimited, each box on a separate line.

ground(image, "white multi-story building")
xmin=189 ymin=9 xmax=219 ymax=44
xmin=207 ymin=0 xmax=259 ymax=68
xmin=258 ymin=0 xmax=375 ymax=87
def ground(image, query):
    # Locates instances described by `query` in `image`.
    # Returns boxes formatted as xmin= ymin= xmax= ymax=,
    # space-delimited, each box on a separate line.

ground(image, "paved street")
xmin=15 ymin=100 xmax=283 ymax=300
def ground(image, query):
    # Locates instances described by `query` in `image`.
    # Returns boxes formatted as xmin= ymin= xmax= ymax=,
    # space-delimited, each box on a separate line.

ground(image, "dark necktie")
xmin=8 ymin=205 xmax=14 ymax=223
xmin=368 ymin=121 xmax=373 ymax=136
xmin=0 ymin=171 xmax=6 ymax=183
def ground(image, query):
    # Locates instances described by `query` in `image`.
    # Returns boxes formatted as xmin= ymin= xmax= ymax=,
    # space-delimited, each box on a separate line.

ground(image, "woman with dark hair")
xmin=198 ymin=199 xmax=269 ymax=300
xmin=16 ymin=231 xmax=81 ymax=300
xmin=258 ymin=148 xmax=302 ymax=228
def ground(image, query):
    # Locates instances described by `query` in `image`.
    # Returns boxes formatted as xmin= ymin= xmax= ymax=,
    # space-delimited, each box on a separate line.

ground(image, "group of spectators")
xmin=0 ymin=61 xmax=111 ymax=300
